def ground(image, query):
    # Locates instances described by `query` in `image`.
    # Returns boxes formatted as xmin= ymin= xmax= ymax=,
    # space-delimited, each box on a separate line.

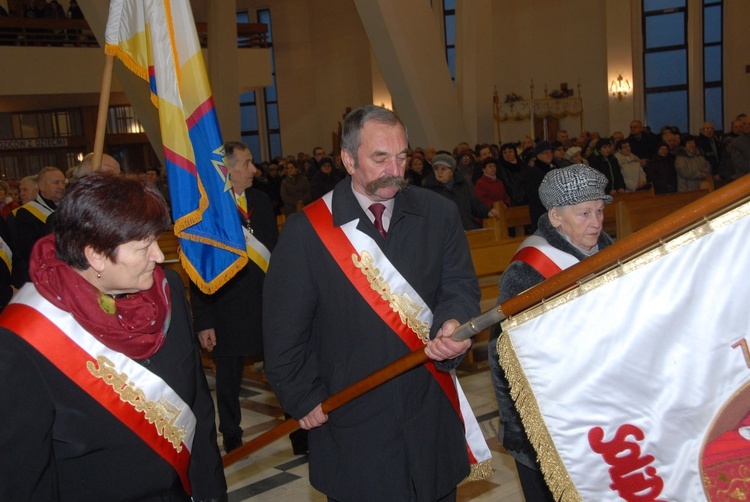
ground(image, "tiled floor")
xmin=207 ymin=348 xmax=525 ymax=502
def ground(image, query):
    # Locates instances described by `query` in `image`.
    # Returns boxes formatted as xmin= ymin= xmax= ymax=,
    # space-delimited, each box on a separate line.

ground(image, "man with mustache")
xmin=263 ymin=105 xmax=485 ymax=501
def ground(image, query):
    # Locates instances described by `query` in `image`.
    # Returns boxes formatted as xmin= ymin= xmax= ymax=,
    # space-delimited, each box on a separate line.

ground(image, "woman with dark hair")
xmin=497 ymin=142 xmax=530 ymax=207
xmin=0 ymin=174 xmax=226 ymax=501
xmin=309 ymin=156 xmax=342 ymax=201
xmin=0 ymin=180 xmax=19 ymax=220
xmin=474 ymin=157 xmax=510 ymax=209
xmin=588 ymin=138 xmax=626 ymax=194
xmin=645 ymin=142 xmax=678 ymax=194
xmin=405 ymin=155 xmax=429 ymax=187
xmin=280 ymin=159 xmax=311 ymax=215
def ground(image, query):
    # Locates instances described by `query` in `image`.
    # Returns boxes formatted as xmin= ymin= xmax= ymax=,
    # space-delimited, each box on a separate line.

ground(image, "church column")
xmin=456 ymin=0 xmax=495 ymax=146
xmin=353 ymin=0 xmax=467 ymax=149
xmin=207 ymin=1 xmax=240 ymax=143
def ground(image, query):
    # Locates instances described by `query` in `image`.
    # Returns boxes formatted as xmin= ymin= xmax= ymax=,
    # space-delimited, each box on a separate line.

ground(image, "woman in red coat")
xmin=474 ymin=157 xmax=510 ymax=209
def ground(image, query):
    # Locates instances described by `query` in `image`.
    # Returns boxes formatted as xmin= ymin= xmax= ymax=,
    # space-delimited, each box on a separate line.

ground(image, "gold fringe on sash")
xmin=466 ymin=458 xmax=494 ymax=481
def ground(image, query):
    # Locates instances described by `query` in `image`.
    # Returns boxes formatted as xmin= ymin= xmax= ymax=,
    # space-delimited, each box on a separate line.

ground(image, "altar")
xmin=493 ymin=81 xmax=585 ymax=144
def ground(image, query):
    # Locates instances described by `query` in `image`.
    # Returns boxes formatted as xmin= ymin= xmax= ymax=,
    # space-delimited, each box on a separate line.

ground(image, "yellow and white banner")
xmin=499 ymin=201 xmax=750 ymax=501
xmin=105 ymin=0 xmax=248 ymax=294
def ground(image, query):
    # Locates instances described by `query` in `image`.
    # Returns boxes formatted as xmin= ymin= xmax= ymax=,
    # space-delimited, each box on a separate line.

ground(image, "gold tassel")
xmin=466 ymin=458 xmax=494 ymax=481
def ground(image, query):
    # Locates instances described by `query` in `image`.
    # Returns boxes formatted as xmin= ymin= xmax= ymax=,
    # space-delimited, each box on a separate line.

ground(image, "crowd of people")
xmin=1 ymin=108 xmax=749 ymax=500
xmin=0 ymin=0 xmax=84 ymax=20
xmin=245 ymin=113 xmax=748 ymax=236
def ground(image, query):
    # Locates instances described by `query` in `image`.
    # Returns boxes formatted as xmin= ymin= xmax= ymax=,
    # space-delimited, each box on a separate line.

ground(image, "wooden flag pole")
xmin=92 ymin=54 xmax=115 ymax=172
xmin=223 ymin=175 xmax=750 ymax=468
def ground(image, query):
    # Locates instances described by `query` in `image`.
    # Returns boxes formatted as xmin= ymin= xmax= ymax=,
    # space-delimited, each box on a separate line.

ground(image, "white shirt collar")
xmin=350 ymin=184 xmax=394 ymax=231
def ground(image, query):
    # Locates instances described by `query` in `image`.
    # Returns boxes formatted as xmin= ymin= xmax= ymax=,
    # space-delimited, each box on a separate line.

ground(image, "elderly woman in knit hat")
xmin=488 ymin=164 xmax=615 ymax=501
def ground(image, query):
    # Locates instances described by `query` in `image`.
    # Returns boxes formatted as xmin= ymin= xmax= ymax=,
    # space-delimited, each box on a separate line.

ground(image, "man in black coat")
xmin=695 ymin=121 xmax=722 ymax=175
xmin=627 ymin=120 xmax=660 ymax=163
xmin=263 ymin=106 xmax=480 ymax=501
xmin=190 ymin=141 xmax=278 ymax=453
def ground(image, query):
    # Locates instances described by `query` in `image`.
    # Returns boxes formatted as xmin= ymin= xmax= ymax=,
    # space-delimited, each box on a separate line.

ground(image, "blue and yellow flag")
xmin=105 ymin=0 xmax=247 ymax=293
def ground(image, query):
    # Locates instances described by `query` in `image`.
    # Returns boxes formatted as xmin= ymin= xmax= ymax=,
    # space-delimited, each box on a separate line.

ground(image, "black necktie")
xmin=369 ymin=203 xmax=387 ymax=239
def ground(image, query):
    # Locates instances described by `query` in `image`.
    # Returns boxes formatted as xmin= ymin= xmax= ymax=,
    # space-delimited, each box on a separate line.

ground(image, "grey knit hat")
xmin=539 ymin=164 xmax=613 ymax=210
xmin=431 ymin=153 xmax=456 ymax=170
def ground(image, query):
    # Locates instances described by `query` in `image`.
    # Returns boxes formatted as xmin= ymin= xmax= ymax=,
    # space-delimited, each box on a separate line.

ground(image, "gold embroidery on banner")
xmin=87 ymin=355 xmax=187 ymax=452
xmin=352 ymin=250 xmax=431 ymax=344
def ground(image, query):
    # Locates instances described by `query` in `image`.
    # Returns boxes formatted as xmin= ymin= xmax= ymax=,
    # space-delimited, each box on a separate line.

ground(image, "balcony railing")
xmin=0 ymin=17 xmax=268 ymax=48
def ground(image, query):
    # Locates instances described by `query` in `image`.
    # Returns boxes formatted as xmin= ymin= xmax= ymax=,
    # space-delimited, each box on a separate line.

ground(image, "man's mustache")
xmin=366 ymin=176 xmax=408 ymax=195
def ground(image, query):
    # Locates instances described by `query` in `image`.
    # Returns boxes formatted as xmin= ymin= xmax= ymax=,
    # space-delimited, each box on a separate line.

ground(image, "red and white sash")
xmin=511 ymin=235 xmax=580 ymax=279
xmin=0 ymin=285 xmax=196 ymax=494
xmin=304 ymin=192 xmax=492 ymax=480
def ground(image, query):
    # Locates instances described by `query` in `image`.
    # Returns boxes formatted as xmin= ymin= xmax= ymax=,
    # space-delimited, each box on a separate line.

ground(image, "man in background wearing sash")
xmin=190 ymin=141 xmax=278 ymax=454
xmin=488 ymin=164 xmax=615 ymax=500
xmin=263 ymin=105 xmax=481 ymax=501
xmin=12 ymin=166 xmax=66 ymax=286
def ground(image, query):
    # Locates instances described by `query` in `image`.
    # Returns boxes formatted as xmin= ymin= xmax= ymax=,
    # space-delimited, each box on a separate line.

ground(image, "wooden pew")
xmin=487 ymin=185 xmax=658 ymax=240
xmin=463 ymin=224 xmax=526 ymax=368
xmin=468 ymin=201 xmax=532 ymax=367
xmin=615 ymin=189 xmax=710 ymax=239
xmin=485 ymin=202 xmax=531 ymax=239
xmin=605 ymin=186 xmax=656 ymax=237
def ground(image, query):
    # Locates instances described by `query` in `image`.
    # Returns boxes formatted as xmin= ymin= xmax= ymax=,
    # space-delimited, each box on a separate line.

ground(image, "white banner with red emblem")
xmin=498 ymin=201 xmax=750 ymax=501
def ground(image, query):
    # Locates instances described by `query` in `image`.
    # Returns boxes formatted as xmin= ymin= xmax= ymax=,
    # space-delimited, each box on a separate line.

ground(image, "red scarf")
xmin=30 ymin=234 xmax=170 ymax=360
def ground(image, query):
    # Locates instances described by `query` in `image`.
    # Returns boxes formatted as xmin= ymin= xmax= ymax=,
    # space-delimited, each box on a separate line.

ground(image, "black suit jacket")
xmin=190 ymin=188 xmax=278 ymax=356
xmin=263 ymin=180 xmax=479 ymax=501
xmin=11 ymin=198 xmax=55 ymax=286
